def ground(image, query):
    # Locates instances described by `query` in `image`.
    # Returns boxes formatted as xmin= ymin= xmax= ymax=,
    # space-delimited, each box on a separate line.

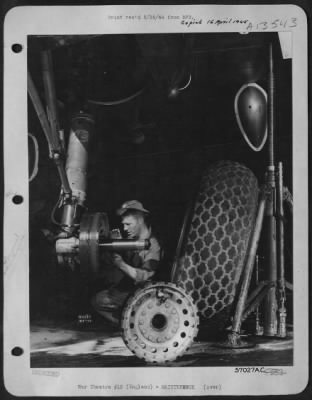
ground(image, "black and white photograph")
xmin=3 ymin=4 xmax=309 ymax=396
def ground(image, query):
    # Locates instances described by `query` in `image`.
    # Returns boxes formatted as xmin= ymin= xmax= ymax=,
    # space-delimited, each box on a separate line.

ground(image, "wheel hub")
xmin=122 ymin=282 xmax=199 ymax=363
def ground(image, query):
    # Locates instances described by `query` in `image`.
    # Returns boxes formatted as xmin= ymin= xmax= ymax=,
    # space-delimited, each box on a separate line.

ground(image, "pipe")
xmin=27 ymin=72 xmax=58 ymax=151
xmin=41 ymin=50 xmax=73 ymax=195
xmin=55 ymin=238 xmax=150 ymax=257
xmin=277 ymin=162 xmax=287 ymax=337
xmin=263 ymin=188 xmax=278 ymax=336
xmin=263 ymin=42 xmax=278 ymax=337
xmin=41 ymin=50 xmax=60 ymax=140
xmin=28 ymin=72 xmax=72 ymax=195
xmin=268 ymin=43 xmax=275 ymax=168
xmin=243 ymin=282 xmax=273 ymax=322
xmin=254 ymin=256 xmax=262 ymax=335
xmin=231 ymin=189 xmax=267 ymax=334
xmin=99 ymin=239 xmax=150 ymax=251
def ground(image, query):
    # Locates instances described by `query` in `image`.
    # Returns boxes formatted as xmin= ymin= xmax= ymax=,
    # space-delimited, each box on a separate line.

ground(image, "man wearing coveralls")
xmin=92 ymin=200 xmax=162 ymax=326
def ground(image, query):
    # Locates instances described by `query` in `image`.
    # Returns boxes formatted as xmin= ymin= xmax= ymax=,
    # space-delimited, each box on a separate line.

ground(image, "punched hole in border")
xmin=12 ymin=43 xmax=23 ymax=53
xmin=11 ymin=347 xmax=24 ymax=356
xmin=12 ymin=195 xmax=24 ymax=204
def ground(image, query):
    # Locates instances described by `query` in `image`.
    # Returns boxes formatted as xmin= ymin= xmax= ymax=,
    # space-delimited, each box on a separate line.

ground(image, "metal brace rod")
xmin=218 ymin=188 xmax=268 ymax=349
xmin=41 ymin=50 xmax=60 ymax=144
xmin=245 ymin=280 xmax=270 ymax=308
xmin=28 ymin=65 xmax=72 ymax=195
xmin=27 ymin=72 xmax=59 ymax=152
xmin=231 ymin=187 xmax=267 ymax=334
xmin=243 ymin=282 xmax=274 ymax=321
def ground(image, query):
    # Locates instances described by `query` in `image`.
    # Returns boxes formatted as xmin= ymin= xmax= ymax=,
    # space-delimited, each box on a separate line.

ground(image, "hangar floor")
xmin=30 ymin=319 xmax=293 ymax=368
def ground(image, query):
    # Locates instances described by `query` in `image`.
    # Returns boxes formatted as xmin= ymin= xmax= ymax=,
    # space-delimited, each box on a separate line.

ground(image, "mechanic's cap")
xmin=116 ymin=200 xmax=150 ymax=216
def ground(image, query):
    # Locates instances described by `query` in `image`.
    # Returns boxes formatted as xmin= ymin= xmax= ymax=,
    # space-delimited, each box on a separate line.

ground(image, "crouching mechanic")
xmin=92 ymin=200 xmax=162 ymax=326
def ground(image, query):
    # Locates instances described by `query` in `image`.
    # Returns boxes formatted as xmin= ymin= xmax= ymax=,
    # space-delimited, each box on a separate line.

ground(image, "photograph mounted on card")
xmin=3 ymin=3 xmax=309 ymax=397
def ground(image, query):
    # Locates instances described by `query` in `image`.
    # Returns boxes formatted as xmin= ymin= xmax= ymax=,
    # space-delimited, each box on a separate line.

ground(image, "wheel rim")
xmin=122 ymin=282 xmax=199 ymax=363
xmin=79 ymin=212 xmax=109 ymax=276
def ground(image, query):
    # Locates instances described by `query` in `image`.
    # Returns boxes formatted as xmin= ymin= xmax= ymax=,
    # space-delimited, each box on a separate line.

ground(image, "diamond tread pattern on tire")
xmin=173 ymin=161 xmax=259 ymax=320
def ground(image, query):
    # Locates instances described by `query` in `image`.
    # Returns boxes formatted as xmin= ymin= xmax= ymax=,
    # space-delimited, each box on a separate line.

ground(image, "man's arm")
xmin=113 ymin=236 xmax=162 ymax=283
xmin=112 ymin=254 xmax=155 ymax=283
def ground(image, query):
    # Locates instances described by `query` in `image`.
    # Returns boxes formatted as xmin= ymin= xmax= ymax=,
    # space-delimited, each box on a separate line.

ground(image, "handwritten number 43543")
xmin=247 ymin=18 xmax=298 ymax=31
